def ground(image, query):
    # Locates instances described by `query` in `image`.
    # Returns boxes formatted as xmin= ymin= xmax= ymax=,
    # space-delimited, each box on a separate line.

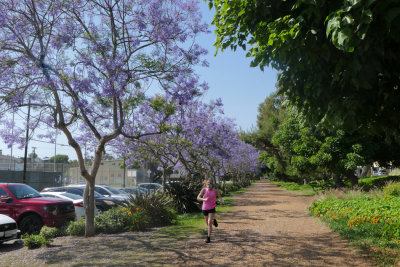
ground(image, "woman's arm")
xmin=216 ymin=190 xmax=223 ymax=205
xmin=197 ymin=188 xmax=206 ymax=202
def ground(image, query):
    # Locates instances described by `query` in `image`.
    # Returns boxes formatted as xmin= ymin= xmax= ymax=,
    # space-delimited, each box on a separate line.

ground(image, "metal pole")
xmin=54 ymin=130 xmax=57 ymax=172
xmin=23 ymin=98 xmax=31 ymax=184
xmin=123 ymin=157 xmax=126 ymax=188
xmin=9 ymin=112 xmax=14 ymax=170
xmin=32 ymin=147 xmax=36 ymax=162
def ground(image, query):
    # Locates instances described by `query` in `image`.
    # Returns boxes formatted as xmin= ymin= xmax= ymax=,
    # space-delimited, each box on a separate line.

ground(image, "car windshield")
xmin=7 ymin=184 xmax=41 ymax=199
xmin=61 ymin=193 xmax=82 ymax=200
xmin=68 ymin=188 xmax=103 ymax=198
xmin=139 ymin=184 xmax=162 ymax=190
xmin=103 ymin=185 xmax=123 ymax=194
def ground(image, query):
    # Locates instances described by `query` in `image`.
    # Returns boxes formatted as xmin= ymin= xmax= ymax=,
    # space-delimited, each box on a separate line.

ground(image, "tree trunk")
xmin=162 ymin=168 xmax=166 ymax=192
xmin=347 ymin=170 xmax=359 ymax=187
xmin=332 ymin=176 xmax=345 ymax=188
xmin=360 ymin=164 xmax=371 ymax=177
xmin=84 ymin=179 xmax=96 ymax=237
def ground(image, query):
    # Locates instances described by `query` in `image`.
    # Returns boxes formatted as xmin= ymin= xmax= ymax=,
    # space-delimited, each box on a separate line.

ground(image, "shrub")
xmin=308 ymin=179 xmax=335 ymax=192
xmin=22 ymin=233 xmax=50 ymax=249
xmin=95 ymin=207 xmax=132 ymax=234
xmin=222 ymin=183 xmax=240 ymax=195
xmin=124 ymin=192 xmax=175 ymax=228
xmin=39 ymin=226 xmax=60 ymax=239
xmin=383 ymin=182 xmax=400 ymax=197
xmin=66 ymin=194 xmax=176 ymax=236
xmin=165 ymin=180 xmax=202 ymax=213
xmin=67 ymin=218 xmax=86 ymax=236
xmin=358 ymin=175 xmax=400 ymax=190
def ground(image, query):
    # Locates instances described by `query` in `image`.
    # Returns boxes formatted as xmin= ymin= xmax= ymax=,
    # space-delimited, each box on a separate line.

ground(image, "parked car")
xmin=41 ymin=186 xmax=119 ymax=212
xmin=373 ymin=170 xmax=388 ymax=176
xmin=40 ymin=192 xmax=99 ymax=220
xmin=137 ymin=183 xmax=163 ymax=193
xmin=0 ymin=214 xmax=19 ymax=244
xmin=119 ymin=188 xmax=146 ymax=197
xmin=68 ymin=184 xmax=130 ymax=201
xmin=0 ymin=183 xmax=75 ymax=234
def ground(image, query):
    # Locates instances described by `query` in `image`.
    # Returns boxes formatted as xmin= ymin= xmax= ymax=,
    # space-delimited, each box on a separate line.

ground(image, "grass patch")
xmin=270 ymin=181 xmax=316 ymax=196
xmin=156 ymin=185 xmax=247 ymax=238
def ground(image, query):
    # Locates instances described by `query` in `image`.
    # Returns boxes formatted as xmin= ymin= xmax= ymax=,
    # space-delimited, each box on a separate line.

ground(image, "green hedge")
xmin=358 ymin=175 xmax=400 ymax=190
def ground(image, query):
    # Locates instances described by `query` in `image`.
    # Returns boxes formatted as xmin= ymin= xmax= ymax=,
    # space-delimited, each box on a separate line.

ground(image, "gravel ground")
xmin=0 ymin=181 xmax=373 ymax=266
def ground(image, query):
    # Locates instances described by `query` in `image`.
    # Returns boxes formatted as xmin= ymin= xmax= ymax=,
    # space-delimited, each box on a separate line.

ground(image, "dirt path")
xmin=176 ymin=180 xmax=373 ymax=266
xmin=1 ymin=181 xmax=373 ymax=266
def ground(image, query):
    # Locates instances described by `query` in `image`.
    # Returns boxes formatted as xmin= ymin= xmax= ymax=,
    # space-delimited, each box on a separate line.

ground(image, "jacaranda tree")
xmin=122 ymin=98 xmax=260 ymax=185
xmin=0 ymin=0 xmax=209 ymax=236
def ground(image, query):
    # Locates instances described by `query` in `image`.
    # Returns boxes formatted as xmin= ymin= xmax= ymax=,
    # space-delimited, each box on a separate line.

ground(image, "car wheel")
xmin=19 ymin=214 xmax=43 ymax=234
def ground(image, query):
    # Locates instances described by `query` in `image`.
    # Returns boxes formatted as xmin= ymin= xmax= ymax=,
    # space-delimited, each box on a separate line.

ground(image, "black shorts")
xmin=202 ymin=208 xmax=216 ymax=216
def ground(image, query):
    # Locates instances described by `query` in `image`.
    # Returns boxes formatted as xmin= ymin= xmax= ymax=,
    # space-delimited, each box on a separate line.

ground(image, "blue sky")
xmin=197 ymin=2 xmax=278 ymax=131
xmin=0 ymin=1 xmax=277 ymax=160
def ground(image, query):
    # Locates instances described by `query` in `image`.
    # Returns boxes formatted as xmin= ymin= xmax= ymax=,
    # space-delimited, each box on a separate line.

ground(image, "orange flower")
xmin=128 ymin=211 xmax=132 ymax=215
xmin=136 ymin=207 xmax=140 ymax=211
xmin=122 ymin=208 xmax=127 ymax=212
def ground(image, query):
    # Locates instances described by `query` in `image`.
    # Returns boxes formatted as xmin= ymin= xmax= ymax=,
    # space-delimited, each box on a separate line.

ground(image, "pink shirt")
xmin=202 ymin=188 xmax=217 ymax=210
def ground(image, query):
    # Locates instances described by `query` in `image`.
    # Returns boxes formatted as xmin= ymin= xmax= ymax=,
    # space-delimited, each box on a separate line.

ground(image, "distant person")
xmin=197 ymin=179 xmax=223 ymax=243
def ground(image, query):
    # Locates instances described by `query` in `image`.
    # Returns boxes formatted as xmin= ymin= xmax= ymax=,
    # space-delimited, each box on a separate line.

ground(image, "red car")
xmin=0 ymin=183 xmax=76 ymax=234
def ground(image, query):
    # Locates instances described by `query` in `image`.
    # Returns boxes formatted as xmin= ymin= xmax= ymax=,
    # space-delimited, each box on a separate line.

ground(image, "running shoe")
xmin=213 ymin=218 xmax=218 ymax=227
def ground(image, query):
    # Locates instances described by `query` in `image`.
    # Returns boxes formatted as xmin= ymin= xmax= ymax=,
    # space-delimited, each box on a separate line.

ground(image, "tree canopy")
xmin=0 ymin=0 xmax=209 ymax=236
xmin=208 ymin=0 xmax=400 ymax=142
xmin=251 ymin=91 xmax=400 ymax=186
xmin=49 ymin=154 xmax=69 ymax=164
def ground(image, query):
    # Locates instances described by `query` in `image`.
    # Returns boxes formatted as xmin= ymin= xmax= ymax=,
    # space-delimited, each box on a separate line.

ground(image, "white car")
xmin=0 ymin=214 xmax=19 ymax=244
xmin=40 ymin=192 xmax=99 ymax=220
xmin=67 ymin=184 xmax=130 ymax=201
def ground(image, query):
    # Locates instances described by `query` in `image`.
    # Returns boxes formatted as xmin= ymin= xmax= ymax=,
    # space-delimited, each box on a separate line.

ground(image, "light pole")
xmin=54 ymin=130 xmax=57 ymax=172
xmin=32 ymin=147 xmax=36 ymax=163
xmin=147 ymin=169 xmax=151 ymax=183
xmin=23 ymin=97 xmax=31 ymax=184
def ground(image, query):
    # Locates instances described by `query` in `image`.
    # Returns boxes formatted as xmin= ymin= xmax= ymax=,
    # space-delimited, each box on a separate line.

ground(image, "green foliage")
xmin=66 ymin=193 xmax=176 ymax=236
xmin=67 ymin=219 xmax=86 ymax=236
xmin=124 ymin=192 xmax=175 ymax=228
xmin=359 ymin=175 xmax=400 ymax=191
xmin=150 ymin=96 xmax=176 ymax=116
xmin=383 ymin=182 xmax=400 ymax=197
xmin=66 ymin=208 xmax=149 ymax=236
xmin=165 ymin=180 xmax=202 ymax=214
xmin=270 ymin=181 xmax=316 ymax=195
xmin=95 ymin=207 xmax=134 ymax=234
xmin=22 ymin=233 xmax=51 ymax=249
xmin=321 ymin=217 xmax=400 ymax=266
xmin=208 ymin=0 xmax=400 ymax=146
xmin=21 ymin=226 xmax=60 ymax=249
xmin=308 ymin=179 xmax=335 ymax=192
xmin=310 ymin=189 xmax=400 ymax=265
xmin=310 ymin=195 xmax=400 ymax=235
xmin=222 ymin=183 xmax=240 ymax=195
xmin=49 ymin=154 xmax=69 ymax=164
xmin=39 ymin=226 xmax=60 ymax=239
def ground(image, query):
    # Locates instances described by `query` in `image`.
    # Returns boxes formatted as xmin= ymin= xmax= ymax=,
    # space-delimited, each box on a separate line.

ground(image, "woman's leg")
xmin=207 ymin=212 xmax=215 ymax=237
xmin=204 ymin=215 xmax=209 ymax=226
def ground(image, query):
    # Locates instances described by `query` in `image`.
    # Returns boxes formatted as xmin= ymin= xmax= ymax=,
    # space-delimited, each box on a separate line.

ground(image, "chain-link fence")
xmin=0 ymin=162 xmax=69 ymax=191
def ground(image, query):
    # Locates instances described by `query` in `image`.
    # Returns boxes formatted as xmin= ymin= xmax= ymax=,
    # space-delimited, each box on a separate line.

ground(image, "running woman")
xmin=197 ymin=179 xmax=223 ymax=243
